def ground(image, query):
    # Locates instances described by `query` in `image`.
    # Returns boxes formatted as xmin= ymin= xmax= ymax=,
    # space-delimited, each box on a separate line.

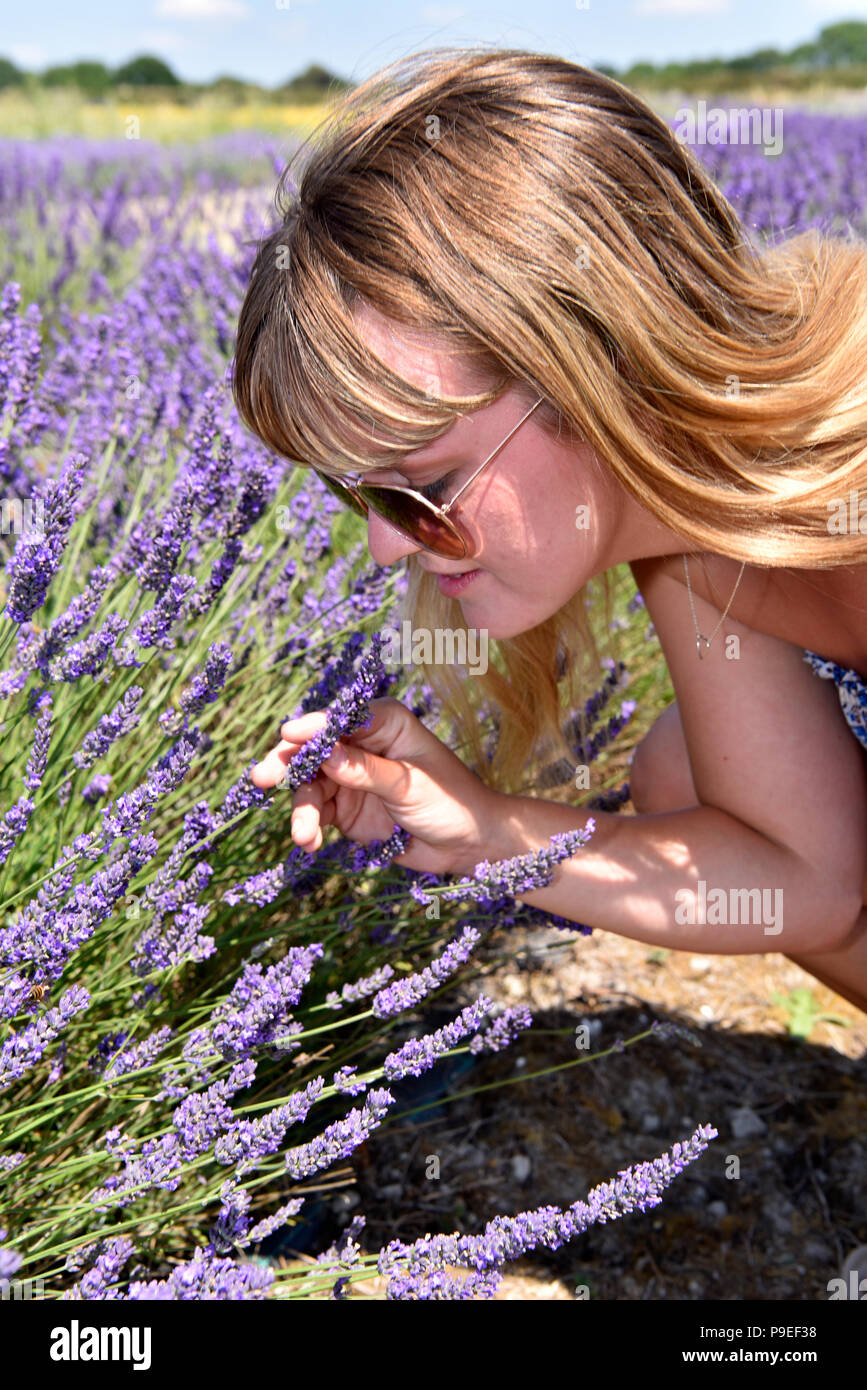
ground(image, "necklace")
xmin=683 ymin=554 xmax=747 ymax=660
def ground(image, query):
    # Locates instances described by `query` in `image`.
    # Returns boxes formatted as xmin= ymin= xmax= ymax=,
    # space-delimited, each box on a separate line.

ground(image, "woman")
xmin=233 ymin=48 xmax=867 ymax=1014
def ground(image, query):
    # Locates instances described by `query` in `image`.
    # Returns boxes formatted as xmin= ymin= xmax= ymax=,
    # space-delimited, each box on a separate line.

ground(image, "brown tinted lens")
xmin=357 ymin=485 xmax=467 ymax=559
xmin=317 ymin=472 xmax=367 ymax=517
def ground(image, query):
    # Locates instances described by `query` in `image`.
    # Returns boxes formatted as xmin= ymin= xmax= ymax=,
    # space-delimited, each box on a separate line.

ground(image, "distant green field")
xmin=0 ymin=88 xmax=332 ymax=140
xmin=5 ymin=77 xmax=867 ymax=142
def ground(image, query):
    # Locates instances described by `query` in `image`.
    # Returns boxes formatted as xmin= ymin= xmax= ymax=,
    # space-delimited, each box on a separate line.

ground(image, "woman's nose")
xmin=366 ymin=509 xmax=422 ymax=568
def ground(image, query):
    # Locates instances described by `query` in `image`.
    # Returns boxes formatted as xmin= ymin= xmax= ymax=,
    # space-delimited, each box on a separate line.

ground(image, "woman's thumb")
xmin=335 ymin=696 xmax=443 ymax=766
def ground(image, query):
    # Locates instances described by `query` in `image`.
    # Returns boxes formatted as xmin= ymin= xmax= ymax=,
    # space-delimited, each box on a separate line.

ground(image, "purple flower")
xmin=469 ymin=1004 xmax=534 ymax=1054
xmin=245 ymin=1196 xmax=306 ymax=1245
xmin=46 ymin=613 xmax=129 ymax=683
xmin=296 ymin=631 xmax=365 ymax=715
xmin=0 ymin=1233 xmax=22 ymax=1278
xmin=0 ymin=984 xmax=91 ymax=1092
xmin=371 ymin=925 xmax=481 ymax=1019
xmin=73 ymin=687 xmax=144 ymax=770
xmin=90 ymin=1061 xmax=257 ymax=1209
xmin=98 ymin=731 xmax=200 ymax=849
xmin=382 ymin=997 xmax=494 ymax=1081
xmin=126 ymin=575 xmax=199 ymax=651
xmin=159 ymin=640 xmax=235 ymax=732
xmin=131 ymin=860 xmax=215 ymax=976
xmin=437 ymin=824 xmax=596 ymax=907
xmin=384 ymin=1267 xmax=504 ymax=1299
xmin=3 ymin=453 xmax=87 ymax=625
xmin=81 ymin=773 xmax=112 ymax=804
xmin=171 ymin=1061 xmax=257 ymax=1162
xmin=650 ymin=1019 xmax=703 ymax=1048
xmin=132 ymin=491 xmax=196 ymax=597
xmin=278 ymin=633 xmax=394 ymax=791
xmin=377 ymin=1124 xmax=719 ymax=1297
xmin=206 ymin=1181 xmax=251 ymax=1255
xmin=61 ymin=1237 xmax=135 ymax=1300
xmin=30 ymin=559 xmax=123 ymax=679
xmin=284 ymin=1087 xmax=394 ymax=1179
xmin=325 ymin=963 xmax=395 ymax=1012
xmin=0 ymin=833 xmax=158 ymax=985
xmin=22 ymin=691 xmax=53 ymax=790
xmin=0 ymin=798 xmax=35 ymax=869
xmin=316 ymin=1214 xmax=366 ymax=1273
xmin=103 ymin=1026 xmax=174 ymax=1082
xmin=214 ymin=1076 xmax=325 ymax=1175
xmin=332 ymin=1065 xmax=368 ymax=1096
xmin=126 ymin=1246 xmax=274 ymax=1299
xmin=347 ymin=825 xmax=412 ymax=870
xmin=207 ymin=943 xmax=324 ymax=1060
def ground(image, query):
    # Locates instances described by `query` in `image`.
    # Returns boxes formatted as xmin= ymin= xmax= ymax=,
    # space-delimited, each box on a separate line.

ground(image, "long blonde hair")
xmin=232 ymin=46 xmax=867 ymax=795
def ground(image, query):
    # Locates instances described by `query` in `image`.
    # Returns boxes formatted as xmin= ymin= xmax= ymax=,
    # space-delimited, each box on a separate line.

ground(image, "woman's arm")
xmin=462 ymin=557 xmax=867 ymax=955
xmin=468 ymin=793 xmax=857 ymax=955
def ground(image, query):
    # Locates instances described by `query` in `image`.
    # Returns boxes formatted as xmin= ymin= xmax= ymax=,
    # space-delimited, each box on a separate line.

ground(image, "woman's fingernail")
xmin=324 ymin=744 xmax=346 ymax=767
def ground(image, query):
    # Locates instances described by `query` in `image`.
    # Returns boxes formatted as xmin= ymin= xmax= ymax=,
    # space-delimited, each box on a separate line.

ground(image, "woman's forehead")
xmin=351 ymin=300 xmax=484 ymax=399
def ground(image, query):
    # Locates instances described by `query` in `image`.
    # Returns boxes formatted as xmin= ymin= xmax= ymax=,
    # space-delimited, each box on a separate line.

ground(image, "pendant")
xmin=696 ymin=635 xmax=708 ymax=660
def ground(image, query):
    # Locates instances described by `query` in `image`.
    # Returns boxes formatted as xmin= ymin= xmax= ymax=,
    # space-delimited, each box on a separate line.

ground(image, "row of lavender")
xmin=6 ymin=117 xmax=821 ymax=1297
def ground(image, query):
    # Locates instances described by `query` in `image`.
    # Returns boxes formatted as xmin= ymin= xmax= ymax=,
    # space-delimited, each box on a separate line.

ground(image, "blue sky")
xmin=7 ymin=0 xmax=867 ymax=87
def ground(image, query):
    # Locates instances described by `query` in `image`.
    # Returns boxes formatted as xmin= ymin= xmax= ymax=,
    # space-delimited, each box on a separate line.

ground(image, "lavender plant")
xmin=0 ymin=130 xmax=728 ymax=1301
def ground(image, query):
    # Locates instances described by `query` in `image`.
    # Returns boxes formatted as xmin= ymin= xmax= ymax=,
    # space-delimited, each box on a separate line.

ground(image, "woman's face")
xmin=348 ymin=302 xmax=681 ymax=642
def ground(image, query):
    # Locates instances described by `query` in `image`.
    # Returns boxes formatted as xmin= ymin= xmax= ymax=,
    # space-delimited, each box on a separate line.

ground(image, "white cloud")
xmin=155 ymin=0 xmax=250 ymax=18
xmin=133 ymin=28 xmax=192 ymax=52
xmin=419 ymin=6 xmax=467 ymax=21
xmin=9 ymin=43 xmax=47 ymax=68
xmin=632 ymin=0 xmax=729 ymax=14
xmin=806 ymin=0 xmax=867 ymax=9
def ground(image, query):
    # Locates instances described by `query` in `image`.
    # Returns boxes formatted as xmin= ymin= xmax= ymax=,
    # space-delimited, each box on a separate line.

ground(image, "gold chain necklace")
xmin=683 ymin=554 xmax=747 ymax=660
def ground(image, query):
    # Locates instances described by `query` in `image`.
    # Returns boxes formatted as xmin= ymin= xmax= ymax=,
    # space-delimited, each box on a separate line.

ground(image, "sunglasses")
xmin=312 ymin=395 xmax=545 ymax=560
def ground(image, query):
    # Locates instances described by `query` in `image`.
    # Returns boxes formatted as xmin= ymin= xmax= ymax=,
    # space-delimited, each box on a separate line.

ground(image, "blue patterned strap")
xmin=803 ymin=649 xmax=867 ymax=752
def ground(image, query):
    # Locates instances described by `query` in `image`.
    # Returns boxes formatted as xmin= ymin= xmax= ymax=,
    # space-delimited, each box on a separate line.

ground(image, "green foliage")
xmin=273 ymin=63 xmax=352 ymax=105
xmin=41 ymin=60 xmax=112 ymax=97
xmin=609 ymin=19 xmax=867 ymax=87
xmin=0 ymin=56 xmax=24 ymax=90
xmin=114 ymin=54 xmax=180 ymax=87
xmin=770 ymin=986 xmax=850 ymax=1039
xmin=812 ymin=21 xmax=867 ymax=67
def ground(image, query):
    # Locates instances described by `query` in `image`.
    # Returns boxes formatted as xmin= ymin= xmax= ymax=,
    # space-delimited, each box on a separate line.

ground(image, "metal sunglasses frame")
xmin=312 ymin=394 xmax=546 ymax=559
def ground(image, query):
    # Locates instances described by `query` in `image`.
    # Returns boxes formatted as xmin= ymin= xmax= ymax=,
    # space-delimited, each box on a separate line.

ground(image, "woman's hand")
xmin=250 ymin=696 xmax=505 ymax=876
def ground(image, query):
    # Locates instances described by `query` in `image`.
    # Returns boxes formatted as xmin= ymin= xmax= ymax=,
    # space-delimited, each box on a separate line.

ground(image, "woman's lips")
xmin=436 ymin=568 xmax=481 ymax=596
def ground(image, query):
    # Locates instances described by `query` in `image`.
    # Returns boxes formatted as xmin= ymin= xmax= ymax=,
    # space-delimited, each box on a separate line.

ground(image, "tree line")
xmin=3 ymin=21 xmax=867 ymax=103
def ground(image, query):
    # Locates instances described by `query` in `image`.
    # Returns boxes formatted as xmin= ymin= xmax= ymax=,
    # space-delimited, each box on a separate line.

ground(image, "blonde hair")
xmin=232 ymin=45 xmax=867 ymax=796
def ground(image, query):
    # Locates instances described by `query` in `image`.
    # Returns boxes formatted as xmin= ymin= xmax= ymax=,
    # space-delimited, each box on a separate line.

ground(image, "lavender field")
xmin=0 ymin=111 xmax=859 ymax=1300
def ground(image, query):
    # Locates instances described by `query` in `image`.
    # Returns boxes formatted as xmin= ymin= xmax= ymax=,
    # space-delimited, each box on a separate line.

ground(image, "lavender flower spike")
xmin=382 ymin=996 xmax=494 ymax=1081
xmin=126 ymin=1247 xmax=274 ymax=1300
xmin=377 ymin=1124 xmax=718 ymax=1297
xmin=0 ymin=985 xmax=91 ymax=1093
xmin=284 ymin=1087 xmax=394 ymax=1179
xmin=73 ymin=686 xmax=144 ymax=770
xmin=371 ymin=925 xmax=481 ymax=1020
xmin=439 ymin=823 xmax=596 ymax=905
xmin=3 ymin=453 xmax=87 ymax=626
xmin=279 ymin=632 xmax=393 ymax=791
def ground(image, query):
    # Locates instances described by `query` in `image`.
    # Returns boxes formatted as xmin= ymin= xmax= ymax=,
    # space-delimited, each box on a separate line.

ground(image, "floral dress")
xmin=803 ymin=650 xmax=867 ymax=752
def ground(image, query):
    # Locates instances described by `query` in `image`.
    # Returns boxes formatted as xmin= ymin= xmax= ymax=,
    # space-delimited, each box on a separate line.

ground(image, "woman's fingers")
xmin=280 ymin=711 xmax=328 ymax=741
xmin=250 ymin=738 xmax=298 ymax=789
xmin=291 ymin=777 xmax=328 ymax=845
